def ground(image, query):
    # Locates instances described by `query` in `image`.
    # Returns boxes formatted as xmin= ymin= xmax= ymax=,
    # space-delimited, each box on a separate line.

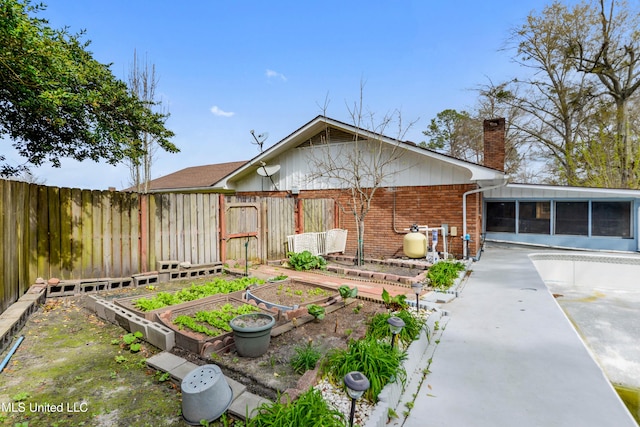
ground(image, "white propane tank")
xmin=403 ymin=224 xmax=427 ymax=258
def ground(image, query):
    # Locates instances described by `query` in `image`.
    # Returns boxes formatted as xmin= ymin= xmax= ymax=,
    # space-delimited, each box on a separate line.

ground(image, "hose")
xmin=1 ymin=335 xmax=24 ymax=373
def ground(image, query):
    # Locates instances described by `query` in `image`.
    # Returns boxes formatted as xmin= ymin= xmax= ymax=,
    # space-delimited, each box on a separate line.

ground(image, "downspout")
xmin=463 ymin=179 xmax=508 ymax=260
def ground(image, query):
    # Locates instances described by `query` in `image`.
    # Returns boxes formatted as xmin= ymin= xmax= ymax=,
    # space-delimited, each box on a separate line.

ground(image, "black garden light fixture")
xmin=344 ymin=371 xmax=370 ymax=427
xmin=387 ymin=316 xmax=405 ymax=350
xmin=411 ymin=282 xmax=423 ymax=313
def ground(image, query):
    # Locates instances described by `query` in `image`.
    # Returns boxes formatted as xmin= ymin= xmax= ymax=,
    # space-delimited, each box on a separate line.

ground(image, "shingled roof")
xmin=133 ymin=160 xmax=247 ymax=191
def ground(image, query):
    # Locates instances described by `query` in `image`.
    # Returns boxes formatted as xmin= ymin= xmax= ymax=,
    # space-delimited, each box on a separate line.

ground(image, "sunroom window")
xmin=555 ymin=201 xmax=589 ymax=235
xmin=592 ymin=201 xmax=631 ymax=237
xmin=518 ymin=201 xmax=551 ymax=234
xmin=486 ymin=202 xmax=516 ymax=232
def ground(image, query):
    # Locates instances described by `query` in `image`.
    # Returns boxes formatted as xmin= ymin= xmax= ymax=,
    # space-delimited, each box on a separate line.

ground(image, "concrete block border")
xmin=0 ymin=285 xmax=46 ymax=353
xmin=90 ymin=295 xmax=176 ymax=351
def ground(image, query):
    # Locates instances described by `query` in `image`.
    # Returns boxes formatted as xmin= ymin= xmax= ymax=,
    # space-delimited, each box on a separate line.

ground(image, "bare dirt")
xmin=173 ymin=294 xmax=388 ymax=401
xmin=0 ymin=276 xmax=389 ymax=426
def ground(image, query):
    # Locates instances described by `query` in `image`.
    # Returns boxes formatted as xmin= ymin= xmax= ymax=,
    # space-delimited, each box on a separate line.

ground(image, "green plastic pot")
xmin=229 ymin=313 xmax=276 ymax=357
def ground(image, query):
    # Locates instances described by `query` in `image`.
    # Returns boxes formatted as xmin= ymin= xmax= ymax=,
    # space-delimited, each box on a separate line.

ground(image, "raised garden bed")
xmin=245 ymin=280 xmax=338 ymax=314
xmin=158 ymin=295 xmax=274 ymax=356
xmin=114 ymin=276 xmax=261 ymax=321
xmin=325 ymin=255 xmax=430 ymax=285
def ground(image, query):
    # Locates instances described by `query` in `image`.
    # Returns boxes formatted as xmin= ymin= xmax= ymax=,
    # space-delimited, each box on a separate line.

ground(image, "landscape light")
xmin=387 ymin=316 xmax=405 ymax=350
xmin=343 ymin=371 xmax=370 ymax=427
xmin=411 ymin=282 xmax=423 ymax=313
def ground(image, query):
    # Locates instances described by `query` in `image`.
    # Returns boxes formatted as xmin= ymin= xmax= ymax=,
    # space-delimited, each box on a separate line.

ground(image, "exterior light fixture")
xmin=387 ymin=316 xmax=405 ymax=350
xmin=344 ymin=371 xmax=370 ymax=427
xmin=411 ymin=282 xmax=423 ymax=313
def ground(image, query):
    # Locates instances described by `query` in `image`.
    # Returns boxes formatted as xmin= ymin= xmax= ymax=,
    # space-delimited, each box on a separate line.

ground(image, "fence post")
xmin=218 ymin=194 xmax=226 ymax=261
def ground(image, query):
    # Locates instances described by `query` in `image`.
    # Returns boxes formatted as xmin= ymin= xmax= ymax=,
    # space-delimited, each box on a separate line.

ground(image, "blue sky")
xmin=6 ymin=0 xmax=548 ymax=190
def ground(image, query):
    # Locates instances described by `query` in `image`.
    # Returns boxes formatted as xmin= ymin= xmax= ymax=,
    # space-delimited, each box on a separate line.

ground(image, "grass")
xmin=290 ymin=341 xmax=322 ymax=374
xmin=320 ymin=337 xmax=407 ymax=402
xmin=245 ymin=388 xmax=345 ymax=427
xmin=0 ymin=299 xmax=184 ymax=427
xmin=366 ymin=309 xmax=427 ymax=347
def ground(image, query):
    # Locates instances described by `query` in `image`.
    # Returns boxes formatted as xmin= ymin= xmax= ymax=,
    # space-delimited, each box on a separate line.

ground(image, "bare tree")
xmin=499 ymin=1 xmax=599 ymax=185
xmin=307 ymin=89 xmax=416 ymax=265
xmin=127 ymin=50 xmax=167 ymax=192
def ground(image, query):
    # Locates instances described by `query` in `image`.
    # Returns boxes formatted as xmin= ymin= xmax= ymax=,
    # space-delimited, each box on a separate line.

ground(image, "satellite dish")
xmin=256 ymin=164 xmax=281 ymax=177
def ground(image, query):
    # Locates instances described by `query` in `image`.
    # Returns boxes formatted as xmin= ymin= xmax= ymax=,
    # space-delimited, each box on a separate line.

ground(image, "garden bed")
xmin=114 ymin=275 xmax=260 ymax=321
xmin=158 ymin=295 xmax=275 ymax=356
xmin=324 ymin=255 xmax=430 ymax=285
xmin=245 ymin=280 xmax=338 ymax=313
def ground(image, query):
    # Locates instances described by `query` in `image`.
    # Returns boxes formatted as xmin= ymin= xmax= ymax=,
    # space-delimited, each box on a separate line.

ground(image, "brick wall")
xmin=240 ymin=184 xmax=483 ymax=259
xmin=483 ymin=118 xmax=505 ymax=172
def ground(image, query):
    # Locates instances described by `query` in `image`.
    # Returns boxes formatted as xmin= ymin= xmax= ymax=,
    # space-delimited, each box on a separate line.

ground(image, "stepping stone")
xmin=228 ymin=391 xmax=270 ymax=419
xmin=146 ymin=352 xmax=197 ymax=382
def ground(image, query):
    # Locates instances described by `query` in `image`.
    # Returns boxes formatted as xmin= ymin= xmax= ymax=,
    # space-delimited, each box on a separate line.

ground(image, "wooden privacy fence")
xmin=0 ymin=179 xmax=335 ymax=312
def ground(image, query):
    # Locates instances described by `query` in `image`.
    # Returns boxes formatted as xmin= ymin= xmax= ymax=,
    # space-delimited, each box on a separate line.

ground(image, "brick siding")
xmin=240 ymin=184 xmax=483 ymax=259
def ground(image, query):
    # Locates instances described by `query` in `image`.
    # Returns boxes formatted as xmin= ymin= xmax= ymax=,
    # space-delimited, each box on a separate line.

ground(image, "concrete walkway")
xmin=403 ymin=245 xmax=637 ymax=427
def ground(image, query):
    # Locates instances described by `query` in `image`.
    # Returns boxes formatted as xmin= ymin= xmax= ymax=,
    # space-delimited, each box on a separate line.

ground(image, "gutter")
xmin=463 ymin=179 xmax=508 ymax=260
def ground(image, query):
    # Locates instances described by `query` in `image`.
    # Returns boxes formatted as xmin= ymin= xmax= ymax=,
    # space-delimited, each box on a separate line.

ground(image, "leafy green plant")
xmin=134 ymin=276 xmax=264 ymax=311
xmin=427 ymin=260 xmax=465 ymax=291
xmin=290 ymin=341 xmax=322 ymax=374
xmin=367 ymin=309 xmax=426 ymax=347
xmin=338 ymin=285 xmax=358 ymax=299
xmin=381 ymin=288 xmax=408 ymax=310
xmin=286 ymin=251 xmax=327 ymax=271
xmin=246 ymin=388 xmax=345 ymax=427
xmin=12 ymin=392 xmax=30 ymax=402
xmin=173 ymin=304 xmax=259 ymax=336
xmin=121 ymin=331 xmax=144 ymax=352
xmin=268 ymin=274 xmax=288 ymax=282
xmin=155 ymin=371 xmax=171 ymax=383
xmin=306 ymin=304 xmax=326 ymax=320
xmin=321 ymin=337 xmax=407 ymax=402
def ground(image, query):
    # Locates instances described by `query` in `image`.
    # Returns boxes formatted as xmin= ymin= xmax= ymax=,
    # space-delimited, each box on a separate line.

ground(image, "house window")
xmin=555 ymin=201 xmax=588 ymax=235
xmin=519 ymin=201 xmax=551 ymax=234
xmin=486 ymin=201 xmax=516 ymax=232
xmin=592 ymin=201 xmax=631 ymax=237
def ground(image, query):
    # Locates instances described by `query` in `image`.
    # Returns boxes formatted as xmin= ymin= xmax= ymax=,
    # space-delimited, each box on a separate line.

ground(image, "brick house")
xmin=208 ymin=116 xmax=508 ymax=259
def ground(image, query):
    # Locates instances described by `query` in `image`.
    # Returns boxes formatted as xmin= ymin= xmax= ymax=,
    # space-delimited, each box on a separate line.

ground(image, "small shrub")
xmin=321 ymin=337 xmax=407 ymax=402
xmin=427 ymin=261 xmax=465 ymax=291
xmin=286 ymin=251 xmax=327 ymax=271
xmin=367 ymin=309 xmax=426 ymax=347
xmin=290 ymin=341 xmax=322 ymax=374
xmin=246 ymin=388 xmax=345 ymax=427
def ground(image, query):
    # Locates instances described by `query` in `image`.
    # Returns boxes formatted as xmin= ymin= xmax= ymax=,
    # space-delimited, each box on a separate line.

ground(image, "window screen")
xmin=486 ymin=202 xmax=516 ymax=232
xmin=592 ymin=201 xmax=631 ymax=237
xmin=555 ymin=201 xmax=588 ymax=235
xmin=519 ymin=201 xmax=550 ymax=234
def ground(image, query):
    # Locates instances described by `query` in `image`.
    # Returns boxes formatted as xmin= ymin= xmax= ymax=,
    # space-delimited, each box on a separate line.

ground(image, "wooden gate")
xmin=221 ymin=196 xmax=261 ymax=262
xmin=219 ymin=196 xmax=335 ymax=262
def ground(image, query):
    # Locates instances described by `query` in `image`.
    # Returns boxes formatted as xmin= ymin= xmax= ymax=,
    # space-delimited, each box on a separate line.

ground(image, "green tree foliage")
xmin=421 ymin=109 xmax=482 ymax=163
xmin=0 ymin=0 xmax=178 ymax=176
